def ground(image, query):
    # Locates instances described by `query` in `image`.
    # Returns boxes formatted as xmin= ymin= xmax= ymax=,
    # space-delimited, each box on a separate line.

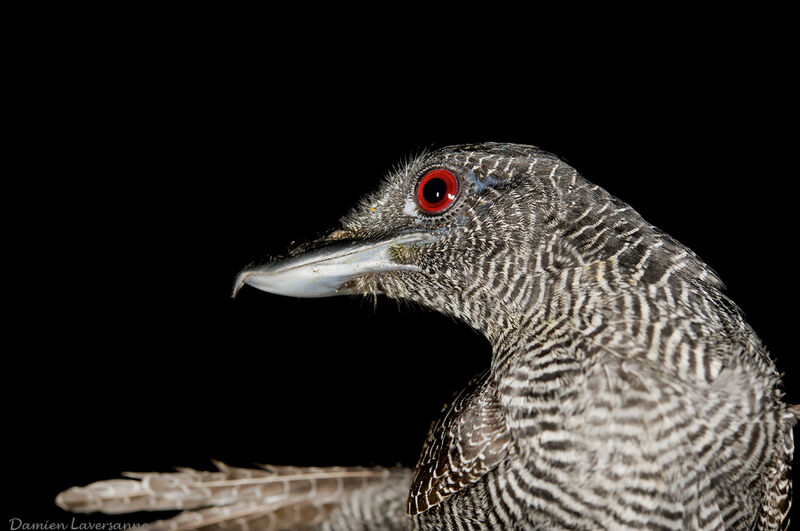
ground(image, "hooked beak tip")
xmin=231 ymin=270 xmax=251 ymax=299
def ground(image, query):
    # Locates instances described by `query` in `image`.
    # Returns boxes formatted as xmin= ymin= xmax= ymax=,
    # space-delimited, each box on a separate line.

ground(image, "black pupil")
xmin=422 ymin=178 xmax=448 ymax=205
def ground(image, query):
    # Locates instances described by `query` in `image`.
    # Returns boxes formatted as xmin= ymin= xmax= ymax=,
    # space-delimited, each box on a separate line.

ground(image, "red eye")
xmin=416 ymin=169 xmax=458 ymax=213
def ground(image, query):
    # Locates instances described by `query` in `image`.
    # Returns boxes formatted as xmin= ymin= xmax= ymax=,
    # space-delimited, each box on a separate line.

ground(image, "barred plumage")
xmin=57 ymin=143 xmax=796 ymax=529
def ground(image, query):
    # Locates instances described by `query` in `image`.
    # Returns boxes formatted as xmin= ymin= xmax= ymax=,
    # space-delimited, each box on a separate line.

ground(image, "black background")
xmin=6 ymin=9 xmax=798 ymax=528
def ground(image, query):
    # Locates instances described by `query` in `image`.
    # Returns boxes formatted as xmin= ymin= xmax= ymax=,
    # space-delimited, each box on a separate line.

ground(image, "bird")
xmin=57 ymin=142 xmax=797 ymax=530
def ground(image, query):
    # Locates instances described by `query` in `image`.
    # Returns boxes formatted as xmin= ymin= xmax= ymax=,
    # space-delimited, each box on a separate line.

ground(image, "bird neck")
xmin=453 ymin=234 xmax=723 ymax=375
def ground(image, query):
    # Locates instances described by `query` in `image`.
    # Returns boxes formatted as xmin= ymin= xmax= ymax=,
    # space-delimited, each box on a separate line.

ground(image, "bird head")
xmin=234 ymin=143 xmax=719 ymax=339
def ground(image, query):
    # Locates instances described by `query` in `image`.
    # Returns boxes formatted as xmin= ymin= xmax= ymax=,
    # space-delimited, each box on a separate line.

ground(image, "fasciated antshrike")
xmin=57 ymin=143 xmax=798 ymax=530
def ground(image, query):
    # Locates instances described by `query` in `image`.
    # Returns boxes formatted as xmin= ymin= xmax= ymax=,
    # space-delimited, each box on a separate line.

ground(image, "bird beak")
xmin=232 ymin=233 xmax=433 ymax=298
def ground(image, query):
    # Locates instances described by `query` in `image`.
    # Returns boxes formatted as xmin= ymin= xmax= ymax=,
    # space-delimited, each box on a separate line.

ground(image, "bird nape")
xmin=57 ymin=143 xmax=797 ymax=530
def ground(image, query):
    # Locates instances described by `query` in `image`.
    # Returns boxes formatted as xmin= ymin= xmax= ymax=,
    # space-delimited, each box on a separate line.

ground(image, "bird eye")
xmin=416 ymin=169 xmax=458 ymax=213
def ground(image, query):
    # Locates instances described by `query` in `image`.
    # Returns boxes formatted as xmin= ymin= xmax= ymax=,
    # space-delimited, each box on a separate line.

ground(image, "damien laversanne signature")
xmin=9 ymin=519 xmax=141 ymax=530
